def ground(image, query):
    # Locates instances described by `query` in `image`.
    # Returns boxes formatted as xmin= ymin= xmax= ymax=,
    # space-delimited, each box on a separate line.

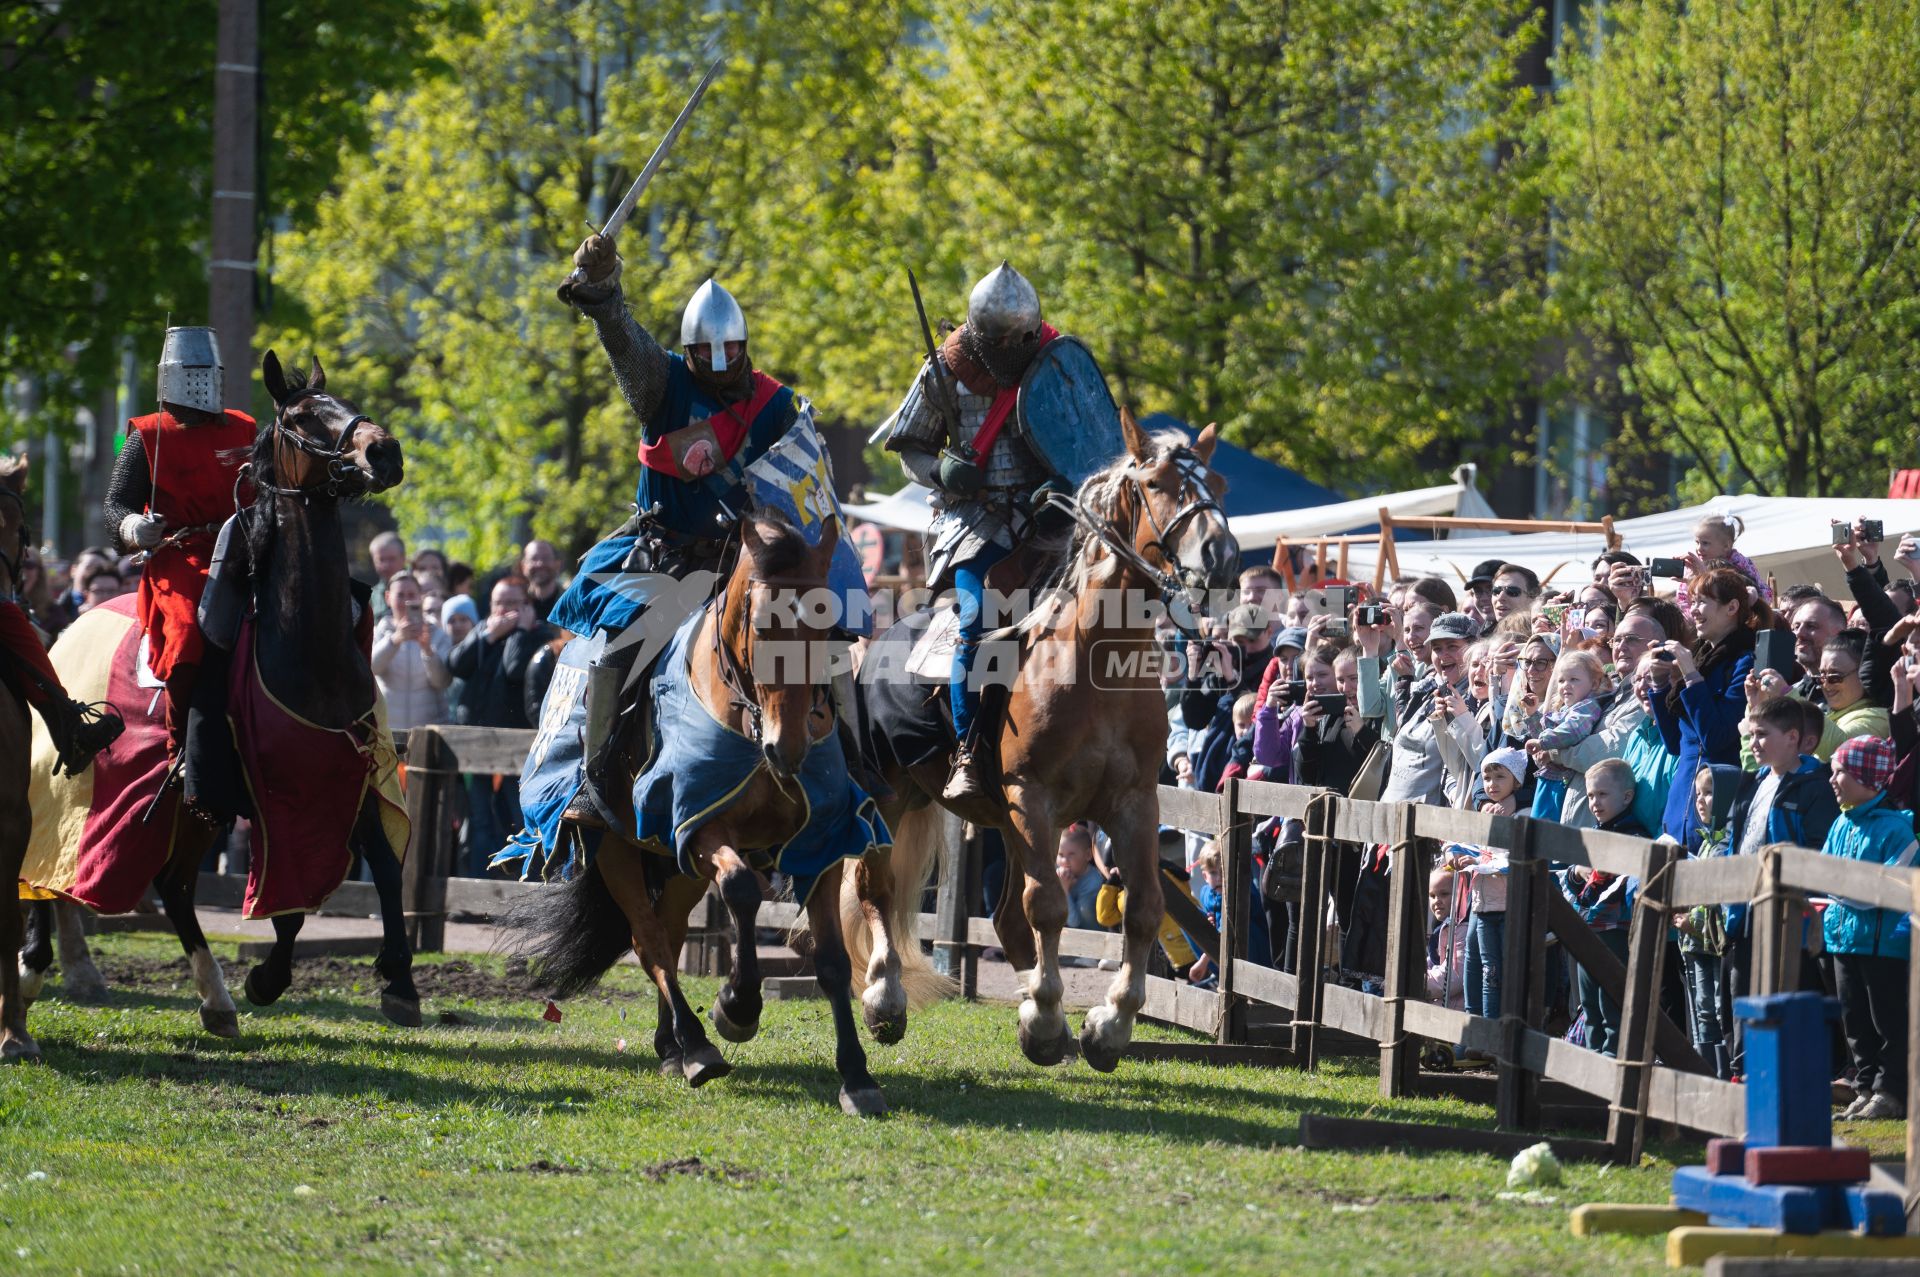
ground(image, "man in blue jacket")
xmin=1823 ymin=736 xmax=1916 ymax=1121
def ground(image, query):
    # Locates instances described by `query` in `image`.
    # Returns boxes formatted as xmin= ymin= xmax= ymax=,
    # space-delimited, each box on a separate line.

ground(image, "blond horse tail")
xmin=841 ymin=804 xmax=956 ymax=1010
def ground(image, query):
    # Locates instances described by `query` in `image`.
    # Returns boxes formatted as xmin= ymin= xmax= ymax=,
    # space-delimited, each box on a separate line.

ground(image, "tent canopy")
xmin=1334 ymin=495 xmax=1920 ymax=596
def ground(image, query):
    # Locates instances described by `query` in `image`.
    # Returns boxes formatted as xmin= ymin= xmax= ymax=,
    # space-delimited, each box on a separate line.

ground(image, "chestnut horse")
xmin=845 ymin=413 xmax=1238 ymax=1071
xmin=503 ymin=510 xmax=905 ymax=1114
xmin=21 ymin=352 xmax=413 ymax=1037
xmin=1 ymin=457 xmax=35 ymax=1060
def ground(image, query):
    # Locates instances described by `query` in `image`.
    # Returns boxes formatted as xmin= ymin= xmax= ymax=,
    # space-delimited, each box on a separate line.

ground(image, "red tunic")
xmin=128 ymin=409 xmax=255 ymax=681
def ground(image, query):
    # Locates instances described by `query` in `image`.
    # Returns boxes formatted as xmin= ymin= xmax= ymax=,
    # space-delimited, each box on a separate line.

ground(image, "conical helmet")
xmin=680 ymin=278 xmax=748 ymax=372
xmin=157 ymin=326 xmax=223 ymax=415
xmin=967 ymin=261 xmax=1042 ymax=344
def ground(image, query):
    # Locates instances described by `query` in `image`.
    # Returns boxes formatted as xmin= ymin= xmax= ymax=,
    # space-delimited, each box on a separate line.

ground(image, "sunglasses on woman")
xmin=1817 ymin=668 xmax=1857 ymax=686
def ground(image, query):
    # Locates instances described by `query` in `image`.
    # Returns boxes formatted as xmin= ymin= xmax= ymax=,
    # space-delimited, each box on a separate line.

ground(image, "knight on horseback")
xmin=104 ymin=326 xmax=254 ymax=766
xmin=550 ymin=234 xmax=802 ymax=826
xmin=884 ymin=261 xmax=1081 ymax=803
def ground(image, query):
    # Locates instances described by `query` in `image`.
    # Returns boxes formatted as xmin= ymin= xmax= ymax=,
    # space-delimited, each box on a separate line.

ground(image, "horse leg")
xmin=810 ymin=864 xmax=886 ymax=1116
xmin=851 ymin=850 xmax=908 ymax=1044
xmin=156 ymin=820 xmax=238 ymax=1038
xmin=1005 ymin=785 xmax=1070 ymax=1066
xmin=18 ymin=901 xmax=52 ymax=1003
xmin=696 ymin=838 xmax=765 ymax=1045
xmin=599 ymin=850 xmax=728 ymax=1087
xmin=358 ymin=809 xmax=421 ymax=1027
xmin=1079 ymin=794 xmax=1159 ymax=1072
xmin=243 ymin=913 xmax=303 ymax=1007
xmin=0 ymin=892 xmax=38 ymax=1062
xmin=652 ymin=988 xmax=682 ymax=1078
xmin=54 ymin=901 xmax=107 ymax=1003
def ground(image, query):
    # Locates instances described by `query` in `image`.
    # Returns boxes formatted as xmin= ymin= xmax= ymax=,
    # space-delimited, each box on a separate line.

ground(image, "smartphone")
xmin=1831 ymin=523 xmax=1854 ymax=546
xmin=1354 ymin=604 xmax=1386 ymax=626
xmin=407 ymin=602 xmax=424 ymax=624
xmin=1325 ymin=618 xmax=1352 ymax=639
xmin=1649 ymin=557 xmax=1687 ymax=579
xmin=1312 ymin=693 xmax=1347 ymax=717
xmin=1542 ymin=602 xmax=1570 ymax=628
xmin=1756 ymin=628 xmax=1795 ymax=679
xmin=1283 ymin=680 xmax=1307 ymax=704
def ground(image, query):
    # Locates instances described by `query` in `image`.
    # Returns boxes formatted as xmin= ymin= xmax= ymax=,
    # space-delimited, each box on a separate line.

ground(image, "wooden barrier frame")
xmin=191 ymin=726 xmax=1920 ymax=1188
xmin=1273 ymin=512 xmax=1622 ymax=593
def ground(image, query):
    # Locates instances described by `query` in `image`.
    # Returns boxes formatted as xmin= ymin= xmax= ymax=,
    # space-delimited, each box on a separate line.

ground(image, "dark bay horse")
xmin=1 ymin=457 xmax=35 ymax=1060
xmin=504 ymin=510 xmax=907 ymax=1115
xmin=846 ymin=413 xmax=1238 ymax=1072
xmin=20 ymin=352 xmax=414 ymax=1036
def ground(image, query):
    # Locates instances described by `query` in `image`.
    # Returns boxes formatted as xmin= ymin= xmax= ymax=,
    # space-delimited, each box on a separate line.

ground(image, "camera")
xmin=1312 ymin=693 xmax=1347 ymax=717
xmin=1831 ymin=522 xmax=1854 ymax=546
xmin=1354 ymin=604 xmax=1386 ymax=626
xmin=1649 ymin=557 xmax=1686 ymax=579
xmin=1863 ymin=519 xmax=1885 ymax=543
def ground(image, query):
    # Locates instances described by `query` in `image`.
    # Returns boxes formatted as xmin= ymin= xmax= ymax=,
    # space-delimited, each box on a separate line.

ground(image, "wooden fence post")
xmin=401 ymin=726 xmax=450 ymax=954
xmin=933 ymin=809 xmax=969 ymax=984
xmin=1496 ymin=816 xmax=1545 ymax=1131
xmin=1752 ymin=846 xmax=1801 ymax=997
xmin=1217 ymin=779 xmax=1250 ymax=1045
xmin=1292 ymin=797 xmax=1333 ymax=1069
xmin=1607 ymin=840 xmax=1675 ymax=1164
xmin=961 ymin=819 xmax=981 ymax=1001
xmin=1379 ymin=803 xmax=1422 ymax=1099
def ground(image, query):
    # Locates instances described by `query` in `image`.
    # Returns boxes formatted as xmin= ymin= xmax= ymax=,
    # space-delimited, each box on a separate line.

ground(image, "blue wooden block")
xmin=1734 ymin=992 xmax=1844 ymax=1149
xmin=1842 ymin=1185 xmax=1909 ymax=1237
xmin=1672 ymin=1165 xmax=1827 ymax=1234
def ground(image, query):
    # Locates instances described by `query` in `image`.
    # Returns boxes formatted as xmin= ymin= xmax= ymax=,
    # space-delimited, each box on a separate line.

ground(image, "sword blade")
xmin=600 ymin=55 xmax=725 ymax=240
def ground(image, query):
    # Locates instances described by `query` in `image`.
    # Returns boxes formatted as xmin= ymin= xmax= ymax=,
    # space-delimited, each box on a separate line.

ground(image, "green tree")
xmin=924 ymin=0 xmax=1556 ymax=486
xmin=1551 ymin=0 xmax=1920 ymax=498
xmin=0 ymin=2 xmax=459 ymax=427
xmin=268 ymin=0 xmax=932 ymax=567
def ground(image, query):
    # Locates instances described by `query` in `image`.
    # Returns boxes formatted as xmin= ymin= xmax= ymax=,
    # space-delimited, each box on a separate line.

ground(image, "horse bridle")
xmin=1043 ymin=445 xmax=1228 ymax=634
xmin=705 ymin=517 xmax=834 ymax=750
xmin=251 ymin=388 xmax=375 ymax=500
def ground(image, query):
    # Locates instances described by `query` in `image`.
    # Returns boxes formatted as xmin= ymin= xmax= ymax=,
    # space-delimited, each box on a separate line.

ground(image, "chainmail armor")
xmin=958 ymin=324 xmax=1042 ymax=388
xmin=574 ymin=282 xmax=672 ymax=424
xmin=104 ymin=433 xmax=153 ymax=553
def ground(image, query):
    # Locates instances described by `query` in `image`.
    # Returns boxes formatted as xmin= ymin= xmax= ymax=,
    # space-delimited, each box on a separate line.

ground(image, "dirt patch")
xmin=92 ymin=955 xmax=198 ymax=994
xmin=1280 ymin=1186 xmax=1458 ymax=1207
xmin=642 ymin=1156 xmax=758 ymax=1184
xmin=517 ymin=1159 xmax=584 ymax=1175
xmin=86 ymin=952 xmax=536 ymax=1005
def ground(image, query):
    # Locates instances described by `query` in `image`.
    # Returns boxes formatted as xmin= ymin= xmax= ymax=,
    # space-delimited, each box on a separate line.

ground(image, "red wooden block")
xmin=1745 ymin=1144 xmax=1872 ymax=1186
xmin=1705 ymin=1139 xmax=1747 ymax=1176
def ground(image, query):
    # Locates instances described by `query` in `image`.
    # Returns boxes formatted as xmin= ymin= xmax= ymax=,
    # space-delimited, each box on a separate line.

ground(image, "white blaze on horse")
xmin=847 ymin=411 xmax=1238 ymax=1071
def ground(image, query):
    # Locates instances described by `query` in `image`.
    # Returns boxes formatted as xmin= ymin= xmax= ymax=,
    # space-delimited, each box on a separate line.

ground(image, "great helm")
xmin=967 ymin=261 xmax=1042 ymax=344
xmin=680 ymin=278 xmax=748 ymax=373
xmin=157 ymin=326 xmax=223 ymax=416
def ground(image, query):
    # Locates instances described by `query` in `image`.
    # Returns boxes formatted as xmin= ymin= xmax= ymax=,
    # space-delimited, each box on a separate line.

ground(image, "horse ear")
xmin=1121 ymin=406 xmax=1152 ymax=461
xmin=308 ymin=356 xmax=326 ymax=392
xmin=262 ymin=351 xmax=287 ymax=405
xmin=1194 ymin=421 xmax=1220 ymax=465
xmin=740 ymin=514 xmax=767 ymax=557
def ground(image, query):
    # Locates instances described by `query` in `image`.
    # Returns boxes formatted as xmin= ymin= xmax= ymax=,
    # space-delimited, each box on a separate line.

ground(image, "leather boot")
xmin=36 ymin=692 xmax=125 ymax=778
xmin=563 ymin=653 xmax=634 ymax=830
xmin=941 ymin=742 xmax=992 ymax=803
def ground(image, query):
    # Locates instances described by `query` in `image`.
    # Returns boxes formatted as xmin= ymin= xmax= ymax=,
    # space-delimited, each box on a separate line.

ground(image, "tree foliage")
xmin=1550 ymin=0 xmax=1920 ymax=499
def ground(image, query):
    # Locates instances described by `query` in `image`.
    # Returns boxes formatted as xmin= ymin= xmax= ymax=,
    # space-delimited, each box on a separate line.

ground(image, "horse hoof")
xmin=839 ymin=1085 xmax=889 ymax=1118
xmin=1018 ymin=1021 xmax=1073 ymax=1068
xmin=61 ymin=963 xmax=108 ymax=1005
xmin=1078 ymin=1026 xmax=1124 ymax=1074
xmin=710 ymin=996 xmax=760 ymax=1044
xmin=681 ymin=1046 xmax=732 ymax=1089
xmin=243 ymin=965 xmax=290 ymax=1008
xmin=18 ymin=966 xmax=46 ymax=1004
xmin=863 ymin=1007 xmax=907 ymax=1046
xmin=200 ymin=1006 xmax=241 ymax=1039
xmin=380 ymin=993 xmax=423 ymax=1029
xmin=0 ymin=1034 xmax=43 ymax=1064
xmin=657 ymin=1054 xmax=685 ymax=1079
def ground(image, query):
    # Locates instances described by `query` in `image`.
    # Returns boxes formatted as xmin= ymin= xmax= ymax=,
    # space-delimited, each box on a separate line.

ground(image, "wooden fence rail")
xmin=193 ymin=725 xmax=1918 ymax=1188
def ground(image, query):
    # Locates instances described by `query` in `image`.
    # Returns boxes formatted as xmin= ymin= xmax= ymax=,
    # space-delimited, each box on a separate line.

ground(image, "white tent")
xmin=1338 ymin=494 xmax=1920 ymax=595
xmin=845 ymin=464 xmax=1498 ymax=542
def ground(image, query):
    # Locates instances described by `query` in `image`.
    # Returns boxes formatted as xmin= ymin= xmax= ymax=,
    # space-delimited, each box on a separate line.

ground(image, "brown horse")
xmin=19 ymin=351 xmax=411 ymax=1038
xmin=1 ymin=456 xmax=36 ymax=1060
xmin=846 ymin=413 xmax=1238 ymax=1071
xmin=503 ymin=509 xmax=906 ymax=1114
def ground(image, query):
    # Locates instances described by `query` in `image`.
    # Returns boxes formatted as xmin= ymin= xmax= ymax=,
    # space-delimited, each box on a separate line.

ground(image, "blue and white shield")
xmin=1014 ymin=336 xmax=1125 ymax=487
xmin=742 ymin=399 xmax=874 ymax=636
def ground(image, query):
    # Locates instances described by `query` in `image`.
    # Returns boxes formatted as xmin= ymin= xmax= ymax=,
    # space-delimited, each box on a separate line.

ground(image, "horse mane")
xmin=1016 ymin=429 xmax=1189 ymax=633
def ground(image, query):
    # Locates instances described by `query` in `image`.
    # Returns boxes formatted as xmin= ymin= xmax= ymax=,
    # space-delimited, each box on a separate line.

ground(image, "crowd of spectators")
xmin=1151 ymin=516 xmax=1918 ymax=1120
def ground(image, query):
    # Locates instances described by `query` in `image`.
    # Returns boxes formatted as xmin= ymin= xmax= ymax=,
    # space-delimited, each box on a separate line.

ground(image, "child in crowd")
xmin=1524 ymin=649 xmax=1611 ymax=820
xmin=1822 ymin=737 xmax=1915 ymax=1121
xmin=1724 ymin=697 xmax=1840 ymax=1072
xmin=1561 ymin=759 xmax=1645 ymax=1055
xmin=1679 ymin=511 xmax=1773 ymax=606
xmin=1679 ymin=766 xmax=1740 ymax=1078
xmin=1218 ymin=691 xmax=1261 ymax=787
xmin=1450 ymin=746 xmax=1525 ymax=1023
xmin=1426 ymin=864 xmax=1470 ymax=1010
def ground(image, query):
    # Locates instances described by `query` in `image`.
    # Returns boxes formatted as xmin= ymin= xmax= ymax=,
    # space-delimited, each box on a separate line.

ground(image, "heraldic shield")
xmin=1013 ymin=336 xmax=1125 ymax=487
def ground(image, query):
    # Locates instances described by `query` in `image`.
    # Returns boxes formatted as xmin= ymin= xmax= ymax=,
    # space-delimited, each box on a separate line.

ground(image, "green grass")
xmin=0 ymin=933 xmax=1815 ymax=1275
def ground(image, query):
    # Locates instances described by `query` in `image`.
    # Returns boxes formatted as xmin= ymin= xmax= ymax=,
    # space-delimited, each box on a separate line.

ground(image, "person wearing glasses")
xmin=1808 ymin=632 xmax=1890 ymax=758
xmin=1490 ymin=564 xmax=1540 ymax=626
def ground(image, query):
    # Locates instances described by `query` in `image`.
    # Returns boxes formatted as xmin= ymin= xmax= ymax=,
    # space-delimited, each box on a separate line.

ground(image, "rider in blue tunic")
xmin=550 ymin=233 xmax=799 ymax=826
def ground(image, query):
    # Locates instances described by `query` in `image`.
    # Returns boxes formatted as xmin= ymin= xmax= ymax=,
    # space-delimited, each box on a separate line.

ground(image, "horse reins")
xmin=709 ymin=562 xmax=833 ymax=749
xmin=249 ymin=388 xmax=374 ymax=501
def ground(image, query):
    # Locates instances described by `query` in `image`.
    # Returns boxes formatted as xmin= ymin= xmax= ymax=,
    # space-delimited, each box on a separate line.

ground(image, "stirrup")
xmin=941 ymin=745 xmax=991 ymax=802
xmin=51 ymin=698 xmax=125 ymax=778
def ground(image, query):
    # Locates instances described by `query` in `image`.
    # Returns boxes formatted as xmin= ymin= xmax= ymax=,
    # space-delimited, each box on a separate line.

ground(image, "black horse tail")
xmin=495 ymin=862 xmax=633 ymax=998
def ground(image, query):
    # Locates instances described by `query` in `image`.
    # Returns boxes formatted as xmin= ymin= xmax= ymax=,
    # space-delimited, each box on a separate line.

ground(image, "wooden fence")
xmin=200 ymin=726 xmax=1920 ymax=1193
